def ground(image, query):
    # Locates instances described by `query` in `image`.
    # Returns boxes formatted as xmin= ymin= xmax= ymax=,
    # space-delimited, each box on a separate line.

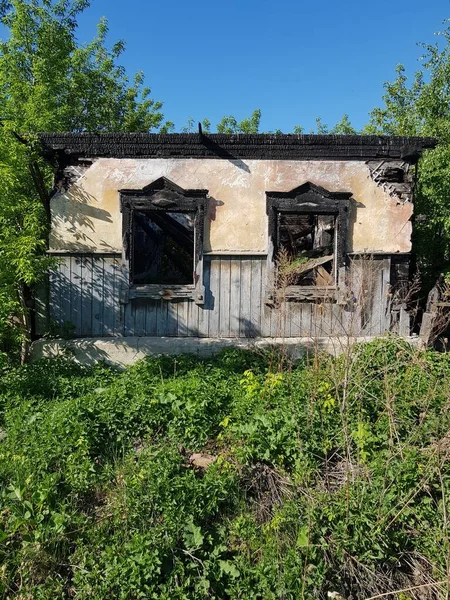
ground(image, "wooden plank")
xmin=134 ymin=300 xmax=147 ymax=337
xmin=321 ymin=303 xmax=334 ymax=338
xmin=177 ymin=300 xmax=189 ymax=337
xmin=239 ymin=259 xmax=252 ymax=337
xmin=123 ymin=302 xmax=135 ymax=337
xmin=349 ymin=258 xmax=362 ymax=337
xmin=103 ymin=258 xmax=117 ymax=336
xmin=249 ymin=259 xmax=262 ymax=337
xmin=208 ymin=257 xmax=221 ymax=337
xmin=219 ymin=258 xmax=231 ymax=337
xmin=286 ymin=300 xmax=296 ymax=338
xmin=298 ymin=302 xmax=313 ymax=338
xmin=270 ymin=300 xmax=282 ymax=338
xmin=81 ymin=255 xmax=93 ymax=336
xmin=156 ymin=300 xmax=168 ymax=336
xmin=365 ymin=259 xmax=384 ymax=336
xmin=59 ymin=256 xmax=71 ymax=331
xmin=331 ymin=303 xmax=346 ymax=336
xmin=91 ymin=256 xmax=104 ymax=337
xmin=399 ymin=304 xmax=411 ymax=337
xmin=369 ymin=259 xmax=383 ymax=336
xmin=187 ymin=299 xmax=199 ymax=337
xmin=290 ymin=303 xmax=304 ymax=337
xmin=197 ymin=257 xmax=211 ymax=337
xmin=229 ymin=259 xmax=241 ymax=337
xmin=294 ymin=254 xmax=334 ymax=275
xmin=311 ymin=302 xmax=324 ymax=338
xmin=381 ymin=257 xmax=392 ymax=333
xmin=145 ymin=301 xmax=158 ymax=336
xmin=70 ymin=256 xmax=83 ymax=336
xmin=261 ymin=303 xmax=272 ymax=337
xmin=166 ymin=301 xmax=179 ymax=336
xmin=48 ymin=263 xmax=61 ymax=329
xmin=419 ymin=312 xmax=435 ymax=345
xmin=283 ymin=286 xmax=337 ymax=300
xmin=344 ymin=300 xmax=359 ymax=337
xmin=261 ymin=257 xmax=273 ymax=337
xmin=114 ymin=259 xmax=127 ymax=336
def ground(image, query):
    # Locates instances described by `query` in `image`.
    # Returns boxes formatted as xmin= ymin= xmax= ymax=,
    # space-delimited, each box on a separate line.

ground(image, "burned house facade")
xmin=36 ymin=133 xmax=435 ymax=353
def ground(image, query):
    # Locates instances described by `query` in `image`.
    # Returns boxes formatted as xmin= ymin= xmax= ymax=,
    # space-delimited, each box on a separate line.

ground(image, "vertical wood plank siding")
xmin=48 ymin=255 xmax=397 ymax=338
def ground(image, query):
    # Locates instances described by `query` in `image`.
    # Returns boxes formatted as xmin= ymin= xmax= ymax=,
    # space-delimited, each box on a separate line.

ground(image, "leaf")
xmin=183 ymin=518 xmax=204 ymax=550
xmin=218 ymin=560 xmax=240 ymax=578
xmin=8 ymin=486 xmax=22 ymax=502
xmin=296 ymin=525 xmax=309 ymax=548
xmin=219 ymin=415 xmax=230 ymax=428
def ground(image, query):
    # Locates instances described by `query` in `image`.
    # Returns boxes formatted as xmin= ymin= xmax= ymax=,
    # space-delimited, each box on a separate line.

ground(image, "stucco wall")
xmin=49 ymin=158 xmax=413 ymax=254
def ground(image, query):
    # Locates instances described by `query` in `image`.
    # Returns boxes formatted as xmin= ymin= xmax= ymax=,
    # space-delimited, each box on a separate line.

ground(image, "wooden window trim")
xmin=265 ymin=182 xmax=351 ymax=303
xmin=120 ymin=177 xmax=208 ymax=305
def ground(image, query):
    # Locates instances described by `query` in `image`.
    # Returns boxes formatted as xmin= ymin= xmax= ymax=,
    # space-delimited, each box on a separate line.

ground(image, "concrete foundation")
xmin=30 ymin=336 xmax=419 ymax=369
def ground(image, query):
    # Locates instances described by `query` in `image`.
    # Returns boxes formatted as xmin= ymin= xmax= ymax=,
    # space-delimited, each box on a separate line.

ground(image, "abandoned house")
xmin=34 ymin=133 xmax=436 ymax=361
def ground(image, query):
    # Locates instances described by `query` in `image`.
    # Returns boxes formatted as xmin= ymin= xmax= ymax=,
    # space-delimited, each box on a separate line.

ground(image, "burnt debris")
xmin=39 ymin=133 xmax=436 ymax=162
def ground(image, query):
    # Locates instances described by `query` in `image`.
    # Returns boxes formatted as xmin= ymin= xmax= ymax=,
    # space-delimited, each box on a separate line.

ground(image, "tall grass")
xmin=0 ymin=339 xmax=449 ymax=599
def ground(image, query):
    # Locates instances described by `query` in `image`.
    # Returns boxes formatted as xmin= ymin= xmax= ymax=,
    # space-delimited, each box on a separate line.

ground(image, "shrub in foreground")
xmin=0 ymin=338 xmax=449 ymax=599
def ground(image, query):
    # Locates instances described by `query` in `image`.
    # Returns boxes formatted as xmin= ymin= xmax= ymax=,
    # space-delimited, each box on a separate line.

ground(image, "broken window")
xmin=277 ymin=213 xmax=336 ymax=287
xmin=266 ymin=183 xmax=351 ymax=300
xmin=120 ymin=177 xmax=207 ymax=303
xmin=132 ymin=211 xmax=195 ymax=285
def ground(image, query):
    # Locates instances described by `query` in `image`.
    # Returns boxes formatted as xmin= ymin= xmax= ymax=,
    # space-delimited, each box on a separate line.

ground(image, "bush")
xmin=0 ymin=340 xmax=449 ymax=599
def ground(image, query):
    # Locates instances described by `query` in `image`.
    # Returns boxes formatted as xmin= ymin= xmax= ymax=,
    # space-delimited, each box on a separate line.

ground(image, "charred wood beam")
xmin=367 ymin=160 xmax=414 ymax=203
xmin=39 ymin=133 xmax=437 ymax=162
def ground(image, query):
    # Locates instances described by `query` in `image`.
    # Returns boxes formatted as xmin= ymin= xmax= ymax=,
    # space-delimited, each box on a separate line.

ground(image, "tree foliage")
xmin=216 ymin=109 xmax=262 ymax=134
xmin=364 ymin=25 xmax=450 ymax=284
xmin=0 ymin=0 xmax=169 ymax=361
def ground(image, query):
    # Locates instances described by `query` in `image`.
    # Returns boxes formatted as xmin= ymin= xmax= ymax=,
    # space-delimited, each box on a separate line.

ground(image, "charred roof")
xmin=39 ymin=132 xmax=436 ymax=162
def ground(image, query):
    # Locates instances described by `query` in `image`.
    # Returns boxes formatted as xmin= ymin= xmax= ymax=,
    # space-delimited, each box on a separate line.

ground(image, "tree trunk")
xmin=17 ymin=283 xmax=31 ymax=364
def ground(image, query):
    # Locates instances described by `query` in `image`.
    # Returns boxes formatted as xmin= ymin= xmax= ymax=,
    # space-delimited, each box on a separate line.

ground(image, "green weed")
xmin=0 ymin=340 xmax=449 ymax=598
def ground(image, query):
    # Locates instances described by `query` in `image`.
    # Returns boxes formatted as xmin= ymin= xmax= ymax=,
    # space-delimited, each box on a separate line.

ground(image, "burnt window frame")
xmin=120 ymin=177 xmax=208 ymax=305
xmin=266 ymin=182 xmax=351 ymax=301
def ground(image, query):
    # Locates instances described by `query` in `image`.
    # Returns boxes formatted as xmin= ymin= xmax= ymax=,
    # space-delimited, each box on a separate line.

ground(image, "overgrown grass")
xmin=0 ymin=338 xmax=449 ymax=599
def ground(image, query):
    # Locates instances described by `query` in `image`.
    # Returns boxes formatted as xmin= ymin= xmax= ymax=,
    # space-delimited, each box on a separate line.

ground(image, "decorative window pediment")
xmin=120 ymin=177 xmax=208 ymax=304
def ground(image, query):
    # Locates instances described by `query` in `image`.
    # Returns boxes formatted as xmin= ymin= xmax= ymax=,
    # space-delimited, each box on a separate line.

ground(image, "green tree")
xmin=313 ymin=116 xmax=329 ymax=134
xmin=217 ymin=109 xmax=261 ymax=133
xmin=0 ymin=0 xmax=169 ymax=361
xmin=331 ymin=113 xmax=357 ymax=134
xmin=364 ymin=28 xmax=450 ymax=285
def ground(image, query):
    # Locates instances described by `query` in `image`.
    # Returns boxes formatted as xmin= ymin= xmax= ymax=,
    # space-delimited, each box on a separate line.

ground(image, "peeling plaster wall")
xmin=49 ymin=158 xmax=413 ymax=254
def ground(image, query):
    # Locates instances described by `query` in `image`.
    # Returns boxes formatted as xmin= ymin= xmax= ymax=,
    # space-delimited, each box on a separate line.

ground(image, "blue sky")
xmin=17 ymin=1 xmax=450 ymax=131
xmin=73 ymin=0 xmax=450 ymax=132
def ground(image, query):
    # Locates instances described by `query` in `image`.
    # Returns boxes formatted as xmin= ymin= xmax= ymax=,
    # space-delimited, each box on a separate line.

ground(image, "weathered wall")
xmin=45 ymin=254 xmax=394 ymax=339
xmin=49 ymin=158 xmax=413 ymax=254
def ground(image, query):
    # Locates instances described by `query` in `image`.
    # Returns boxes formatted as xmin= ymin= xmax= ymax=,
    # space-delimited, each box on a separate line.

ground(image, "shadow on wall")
xmin=47 ymin=254 xmax=265 ymax=340
xmin=347 ymin=197 xmax=365 ymax=254
xmin=48 ymin=254 xmax=217 ymax=339
xmin=50 ymin=185 xmax=116 ymax=251
xmin=49 ymin=254 xmax=125 ymax=338
xmin=46 ymin=254 xmax=395 ymax=341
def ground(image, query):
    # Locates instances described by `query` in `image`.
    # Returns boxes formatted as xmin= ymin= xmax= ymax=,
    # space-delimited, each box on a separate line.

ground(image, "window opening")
xmin=120 ymin=177 xmax=207 ymax=303
xmin=132 ymin=211 xmax=195 ymax=285
xmin=266 ymin=182 xmax=351 ymax=301
xmin=278 ymin=213 xmax=336 ymax=287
